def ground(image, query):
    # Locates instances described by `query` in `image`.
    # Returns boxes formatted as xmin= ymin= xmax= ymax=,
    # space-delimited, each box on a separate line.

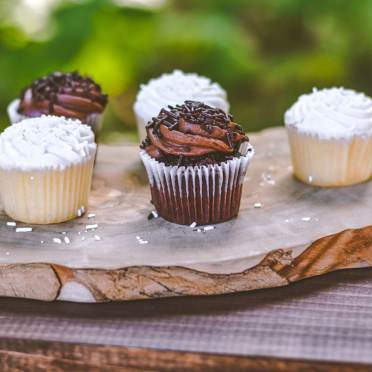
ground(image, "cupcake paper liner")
xmin=287 ymin=126 xmax=372 ymax=187
xmin=135 ymin=112 xmax=148 ymax=143
xmin=7 ymin=99 xmax=103 ymax=138
xmin=0 ymin=157 xmax=95 ymax=224
xmin=140 ymin=146 xmax=254 ymax=225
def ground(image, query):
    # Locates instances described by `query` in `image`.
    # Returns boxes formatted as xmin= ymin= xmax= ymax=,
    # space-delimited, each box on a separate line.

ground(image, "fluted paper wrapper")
xmin=135 ymin=112 xmax=148 ymax=143
xmin=7 ymin=99 xmax=103 ymax=138
xmin=287 ymin=126 xmax=372 ymax=187
xmin=140 ymin=146 xmax=254 ymax=225
xmin=0 ymin=157 xmax=95 ymax=224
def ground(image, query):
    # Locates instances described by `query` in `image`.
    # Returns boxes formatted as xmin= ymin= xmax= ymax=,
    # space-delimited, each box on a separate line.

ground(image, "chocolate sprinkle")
xmin=142 ymin=101 xmax=249 ymax=166
xmin=21 ymin=71 xmax=108 ymax=106
xmin=146 ymin=101 xmax=239 ymax=134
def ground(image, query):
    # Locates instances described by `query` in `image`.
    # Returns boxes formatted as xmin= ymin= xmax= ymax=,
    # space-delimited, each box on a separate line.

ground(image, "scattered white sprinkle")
xmin=151 ymin=211 xmax=158 ymax=218
xmin=61 ymin=231 xmax=66 ymax=235
xmin=16 ymin=227 xmax=32 ymax=233
xmin=194 ymin=228 xmax=203 ymax=233
xmin=189 ymin=222 xmax=197 ymax=228
xmin=254 ymin=203 xmax=262 ymax=208
xmin=77 ymin=208 xmax=82 ymax=217
xmin=88 ymin=213 xmax=96 ymax=218
xmin=94 ymin=235 xmax=101 ymax=241
xmin=6 ymin=222 xmax=16 ymax=227
xmin=203 ymin=225 xmax=215 ymax=231
xmin=86 ymin=224 xmax=98 ymax=230
xmin=53 ymin=238 xmax=62 ymax=244
xmin=77 ymin=231 xmax=81 ymax=235
xmin=301 ymin=217 xmax=311 ymax=222
xmin=308 ymin=176 xmax=313 ymax=183
xmin=285 ymin=219 xmax=290 ymax=223
xmin=41 ymin=241 xmax=44 ymax=244
xmin=64 ymin=236 xmax=70 ymax=244
xmin=81 ymin=236 xmax=86 ymax=241
xmin=136 ymin=236 xmax=148 ymax=244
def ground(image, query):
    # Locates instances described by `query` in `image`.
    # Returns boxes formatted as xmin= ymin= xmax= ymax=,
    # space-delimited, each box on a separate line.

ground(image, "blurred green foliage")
xmin=1 ymin=0 xmax=372 ymax=142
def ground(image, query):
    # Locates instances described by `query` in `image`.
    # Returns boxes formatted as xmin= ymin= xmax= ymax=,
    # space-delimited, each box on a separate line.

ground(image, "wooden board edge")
xmin=0 ymin=225 xmax=371 ymax=302
xmin=0 ymin=338 xmax=371 ymax=371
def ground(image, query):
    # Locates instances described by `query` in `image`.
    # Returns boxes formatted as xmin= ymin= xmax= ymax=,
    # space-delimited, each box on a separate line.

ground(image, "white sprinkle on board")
xmin=94 ymin=235 xmax=101 ymax=241
xmin=203 ymin=226 xmax=215 ymax=232
xmin=86 ymin=224 xmax=98 ymax=230
xmin=53 ymin=238 xmax=62 ymax=244
xmin=136 ymin=236 xmax=148 ymax=244
xmin=254 ymin=203 xmax=262 ymax=208
xmin=189 ymin=222 xmax=197 ymax=228
xmin=16 ymin=227 xmax=32 ymax=233
xmin=6 ymin=221 xmax=16 ymax=227
xmin=64 ymin=236 xmax=70 ymax=244
xmin=88 ymin=213 xmax=96 ymax=218
xmin=301 ymin=217 xmax=311 ymax=222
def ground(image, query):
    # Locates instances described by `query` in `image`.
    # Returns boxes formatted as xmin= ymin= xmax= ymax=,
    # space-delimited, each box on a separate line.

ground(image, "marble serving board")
xmin=0 ymin=127 xmax=370 ymax=302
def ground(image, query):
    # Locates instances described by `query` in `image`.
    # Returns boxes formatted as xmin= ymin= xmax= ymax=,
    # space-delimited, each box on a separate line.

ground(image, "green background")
xmin=1 ymin=0 xmax=372 ymax=142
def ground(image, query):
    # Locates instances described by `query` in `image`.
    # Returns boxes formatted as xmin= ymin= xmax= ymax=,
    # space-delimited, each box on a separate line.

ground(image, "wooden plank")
xmin=0 ymin=127 xmax=370 ymax=302
xmin=0 ymin=339 xmax=370 ymax=372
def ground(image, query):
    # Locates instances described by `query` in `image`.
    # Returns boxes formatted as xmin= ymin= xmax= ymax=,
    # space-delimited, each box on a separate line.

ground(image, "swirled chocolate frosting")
xmin=18 ymin=72 xmax=108 ymax=121
xmin=141 ymin=101 xmax=249 ymax=166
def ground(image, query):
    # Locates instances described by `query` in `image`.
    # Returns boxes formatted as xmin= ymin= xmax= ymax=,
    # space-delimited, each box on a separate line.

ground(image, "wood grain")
xmin=0 ymin=127 xmax=370 ymax=302
xmin=0 ymin=339 xmax=371 ymax=372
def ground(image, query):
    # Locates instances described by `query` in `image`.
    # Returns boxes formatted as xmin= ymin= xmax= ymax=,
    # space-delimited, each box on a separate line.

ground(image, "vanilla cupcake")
xmin=0 ymin=116 xmax=96 ymax=224
xmin=134 ymin=70 xmax=229 ymax=141
xmin=285 ymin=88 xmax=372 ymax=187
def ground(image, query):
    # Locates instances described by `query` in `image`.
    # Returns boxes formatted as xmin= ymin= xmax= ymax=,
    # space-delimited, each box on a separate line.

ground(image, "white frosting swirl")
xmin=0 ymin=116 xmax=96 ymax=171
xmin=134 ymin=70 xmax=229 ymax=123
xmin=285 ymin=87 xmax=372 ymax=139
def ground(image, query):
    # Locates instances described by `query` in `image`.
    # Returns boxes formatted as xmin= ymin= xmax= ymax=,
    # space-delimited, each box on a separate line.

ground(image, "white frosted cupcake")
xmin=0 ymin=116 xmax=96 ymax=224
xmin=134 ymin=70 xmax=229 ymax=141
xmin=285 ymin=87 xmax=372 ymax=187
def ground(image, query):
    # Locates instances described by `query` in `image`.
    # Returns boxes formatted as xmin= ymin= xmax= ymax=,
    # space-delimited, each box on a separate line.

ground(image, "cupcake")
xmin=140 ymin=101 xmax=254 ymax=225
xmin=8 ymin=71 xmax=108 ymax=136
xmin=285 ymin=87 xmax=372 ymax=187
xmin=0 ymin=116 xmax=96 ymax=224
xmin=134 ymin=70 xmax=229 ymax=141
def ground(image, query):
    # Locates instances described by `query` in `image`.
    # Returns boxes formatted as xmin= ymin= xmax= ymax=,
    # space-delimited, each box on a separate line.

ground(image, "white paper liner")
xmin=135 ymin=112 xmax=148 ymax=143
xmin=0 ymin=155 xmax=95 ymax=224
xmin=7 ymin=98 xmax=103 ymax=137
xmin=287 ymin=126 xmax=372 ymax=187
xmin=140 ymin=145 xmax=254 ymax=225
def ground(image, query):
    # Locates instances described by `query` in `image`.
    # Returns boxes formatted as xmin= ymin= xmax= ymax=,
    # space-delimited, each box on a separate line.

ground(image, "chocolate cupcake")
xmin=140 ymin=101 xmax=254 ymax=225
xmin=7 ymin=72 xmax=108 ymax=136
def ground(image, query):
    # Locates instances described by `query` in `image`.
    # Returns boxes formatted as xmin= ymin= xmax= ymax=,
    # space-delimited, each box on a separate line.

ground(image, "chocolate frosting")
xmin=18 ymin=72 xmax=108 ymax=121
xmin=141 ymin=101 xmax=249 ymax=165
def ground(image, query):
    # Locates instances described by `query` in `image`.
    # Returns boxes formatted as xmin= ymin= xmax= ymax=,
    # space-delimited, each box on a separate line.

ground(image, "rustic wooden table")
xmin=1 ymin=268 xmax=372 ymax=371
